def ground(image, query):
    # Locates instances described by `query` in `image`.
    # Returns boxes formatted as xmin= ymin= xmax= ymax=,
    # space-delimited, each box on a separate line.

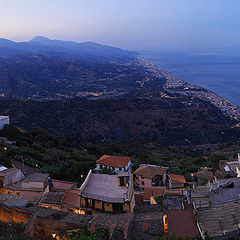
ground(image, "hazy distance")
xmin=0 ymin=0 xmax=240 ymax=51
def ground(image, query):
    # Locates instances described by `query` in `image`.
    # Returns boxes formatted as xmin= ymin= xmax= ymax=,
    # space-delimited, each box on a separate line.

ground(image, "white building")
xmin=95 ymin=155 xmax=132 ymax=174
xmin=0 ymin=116 xmax=9 ymax=130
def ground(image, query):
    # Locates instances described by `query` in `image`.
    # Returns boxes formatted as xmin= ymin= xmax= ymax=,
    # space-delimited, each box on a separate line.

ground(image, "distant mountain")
xmin=0 ymin=36 xmax=138 ymax=63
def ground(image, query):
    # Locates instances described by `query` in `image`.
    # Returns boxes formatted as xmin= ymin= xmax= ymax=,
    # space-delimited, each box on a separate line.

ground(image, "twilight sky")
xmin=0 ymin=0 xmax=239 ymax=50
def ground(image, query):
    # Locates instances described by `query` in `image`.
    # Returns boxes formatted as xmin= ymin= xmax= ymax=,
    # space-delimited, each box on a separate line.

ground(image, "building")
xmin=220 ymin=153 xmax=240 ymax=177
xmin=186 ymin=186 xmax=210 ymax=209
xmin=128 ymin=204 xmax=199 ymax=240
xmin=79 ymin=170 xmax=133 ymax=214
xmin=0 ymin=193 xmax=27 ymax=207
xmin=2 ymin=173 xmax=49 ymax=202
xmin=0 ymin=116 xmax=9 ymax=130
xmin=39 ymin=179 xmax=80 ymax=214
xmin=134 ymin=164 xmax=168 ymax=189
xmin=169 ymin=174 xmax=186 ymax=189
xmin=196 ymin=199 xmax=240 ymax=239
xmin=95 ymin=155 xmax=132 ymax=173
xmin=0 ymin=168 xmax=24 ymax=186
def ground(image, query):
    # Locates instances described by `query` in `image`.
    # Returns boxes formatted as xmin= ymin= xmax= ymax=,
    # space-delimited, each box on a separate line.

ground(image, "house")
xmin=220 ymin=153 xmax=240 ymax=177
xmin=95 ymin=155 xmax=132 ymax=173
xmin=0 ymin=168 xmax=24 ymax=186
xmin=1 ymin=173 xmax=49 ymax=202
xmin=128 ymin=204 xmax=199 ymax=240
xmin=169 ymin=174 xmax=186 ymax=189
xmin=166 ymin=208 xmax=200 ymax=238
xmin=39 ymin=179 xmax=80 ymax=214
xmin=139 ymin=186 xmax=183 ymax=205
xmin=0 ymin=116 xmax=9 ymax=130
xmin=134 ymin=164 xmax=168 ymax=189
xmin=191 ymin=169 xmax=215 ymax=185
xmin=79 ymin=170 xmax=133 ymax=214
xmin=186 ymin=186 xmax=210 ymax=209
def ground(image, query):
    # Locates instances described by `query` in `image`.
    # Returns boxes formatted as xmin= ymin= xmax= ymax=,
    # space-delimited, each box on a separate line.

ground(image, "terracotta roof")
xmin=96 ymin=155 xmax=131 ymax=168
xmin=167 ymin=209 xmax=199 ymax=238
xmin=40 ymin=191 xmax=65 ymax=205
xmin=134 ymin=165 xmax=168 ymax=179
xmin=52 ymin=179 xmax=77 ymax=191
xmin=143 ymin=187 xmax=183 ymax=202
xmin=169 ymin=174 xmax=186 ymax=183
xmin=143 ymin=187 xmax=165 ymax=201
xmin=63 ymin=190 xmax=80 ymax=209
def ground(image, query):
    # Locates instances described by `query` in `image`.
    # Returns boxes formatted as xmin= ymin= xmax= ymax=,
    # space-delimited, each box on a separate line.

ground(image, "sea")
xmin=142 ymin=51 xmax=240 ymax=106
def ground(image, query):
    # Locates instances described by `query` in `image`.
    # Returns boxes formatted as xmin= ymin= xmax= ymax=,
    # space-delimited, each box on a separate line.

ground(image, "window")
xmin=163 ymin=214 xmax=168 ymax=234
xmin=100 ymin=165 xmax=102 ymax=169
xmin=141 ymin=181 xmax=145 ymax=185
xmin=119 ymin=167 xmax=122 ymax=171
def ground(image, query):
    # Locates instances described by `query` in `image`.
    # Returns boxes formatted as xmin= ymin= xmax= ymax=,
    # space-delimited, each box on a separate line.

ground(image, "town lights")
xmin=52 ymin=233 xmax=56 ymax=238
xmin=3 ymin=147 xmax=7 ymax=151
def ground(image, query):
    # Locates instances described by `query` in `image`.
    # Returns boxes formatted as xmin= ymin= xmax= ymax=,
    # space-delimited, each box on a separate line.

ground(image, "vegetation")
xmin=0 ymin=222 xmax=34 ymax=240
xmin=0 ymin=124 xmax=239 ymax=185
xmin=69 ymin=226 xmax=109 ymax=240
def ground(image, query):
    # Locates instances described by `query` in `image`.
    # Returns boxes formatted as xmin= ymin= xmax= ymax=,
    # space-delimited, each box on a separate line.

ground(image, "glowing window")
xmin=163 ymin=214 xmax=168 ymax=234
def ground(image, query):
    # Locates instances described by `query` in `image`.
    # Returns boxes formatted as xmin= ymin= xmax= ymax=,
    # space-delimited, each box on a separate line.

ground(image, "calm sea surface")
xmin=142 ymin=52 xmax=240 ymax=106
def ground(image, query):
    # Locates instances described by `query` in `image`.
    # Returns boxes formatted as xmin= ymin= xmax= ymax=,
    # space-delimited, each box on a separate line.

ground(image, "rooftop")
xmin=143 ymin=187 xmax=165 ymax=201
xmin=192 ymin=169 xmax=215 ymax=181
xmin=40 ymin=191 xmax=65 ymax=205
xmin=197 ymin=200 xmax=240 ymax=238
xmin=81 ymin=174 xmax=128 ymax=203
xmin=96 ymin=155 xmax=131 ymax=168
xmin=0 ymin=168 xmax=19 ymax=176
xmin=167 ymin=208 xmax=199 ymax=238
xmin=52 ymin=179 xmax=77 ymax=191
xmin=134 ymin=164 xmax=168 ymax=179
xmin=23 ymin=173 xmax=49 ymax=182
xmin=0 ymin=193 xmax=27 ymax=207
xmin=62 ymin=190 xmax=80 ymax=209
xmin=169 ymin=174 xmax=186 ymax=183
xmin=0 ymin=116 xmax=9 ymax=120
xmin=0 ymin=165 xmax=7 ymax=172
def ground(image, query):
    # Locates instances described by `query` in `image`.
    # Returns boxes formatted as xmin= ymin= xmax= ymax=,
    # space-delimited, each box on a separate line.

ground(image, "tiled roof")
xmin=23 ymin=173 xmax=49 ymax=182
xmin=40 ymin=191 xmax=65 ymax=205
xmin=197 ymin=200 xmax=240 ymax=238
xmin=169 ymin=174 xmax=186 ymax=183
xmin=52 ymin=179 xmax=77 ymax=191
xmin=134 ymin=165 xmax=168 ymax=179
xmin=96 ymin=155 xmax=131 ymax=168
xmin=143 ymin=187 xmax=165 ymax=201
xmin=167 ymin=208 xmax=199 ymax=238
xmin=143 ymin=187 xmax=183 ymax=202
xmin=192 ymin=170 xmax=215 ymax=181
xmin=62 ymin=190 xmax=80 ymax=209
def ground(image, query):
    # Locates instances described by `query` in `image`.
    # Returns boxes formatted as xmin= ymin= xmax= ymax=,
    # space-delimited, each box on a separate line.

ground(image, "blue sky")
xmin=0 ymin=0 xmax=239 ymax=50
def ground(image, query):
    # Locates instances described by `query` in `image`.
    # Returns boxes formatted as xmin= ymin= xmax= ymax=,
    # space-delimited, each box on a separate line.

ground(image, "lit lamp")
xmin=3 ymin=147 xmax=7 ymax=151
xmin=52 ymin=233 xmax=56 ymax=238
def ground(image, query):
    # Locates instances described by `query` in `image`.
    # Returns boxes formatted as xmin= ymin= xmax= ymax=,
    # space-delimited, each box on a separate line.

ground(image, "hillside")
xmin=0 ymin=90 xmax=238 ymax=146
